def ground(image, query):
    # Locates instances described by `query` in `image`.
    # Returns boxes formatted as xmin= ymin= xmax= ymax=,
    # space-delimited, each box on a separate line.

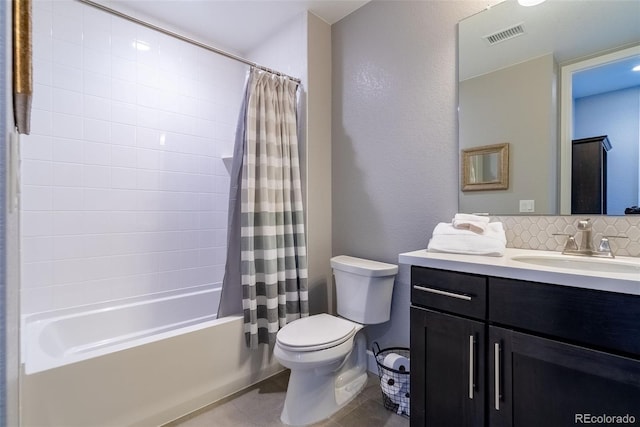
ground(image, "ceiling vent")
xmin=483 ymin=23 xmax=525 ymax=45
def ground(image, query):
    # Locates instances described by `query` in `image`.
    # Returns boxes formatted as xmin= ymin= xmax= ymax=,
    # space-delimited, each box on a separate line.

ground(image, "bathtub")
xmin=20 ymin=285 xmax=283 ymax=426
xmin=22 ymin=285 xmax=222 ymax=374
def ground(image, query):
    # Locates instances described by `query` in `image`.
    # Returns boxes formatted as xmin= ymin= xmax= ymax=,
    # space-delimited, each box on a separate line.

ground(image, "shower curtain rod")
xmin=77 ymin=0 xmax=302 ymax=84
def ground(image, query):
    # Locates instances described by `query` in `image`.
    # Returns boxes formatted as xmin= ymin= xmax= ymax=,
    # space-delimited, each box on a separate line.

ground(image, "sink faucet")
xmin=576 ymin=219 xmax=593 ymax=252
xmin=554 ymin=218 xmax=627 ymax=258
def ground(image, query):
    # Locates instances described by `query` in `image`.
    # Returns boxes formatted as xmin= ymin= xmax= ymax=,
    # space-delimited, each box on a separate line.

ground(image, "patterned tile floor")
xmin=166 ymin=371 xmax=409 ymax=427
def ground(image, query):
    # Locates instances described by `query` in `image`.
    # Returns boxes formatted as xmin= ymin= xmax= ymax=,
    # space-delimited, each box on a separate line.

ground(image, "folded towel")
xmin=453 ymin=213 xmax=490 ymax=223
xmin=428 ymin=235 xmax=506 ymax=256
xmin=428 ymin=222 xmax=506 ymax=256
xmin=452 ymin=213 xmax=490 ymax=234
xmin=433 ymin=222 xmax=505 ymax=241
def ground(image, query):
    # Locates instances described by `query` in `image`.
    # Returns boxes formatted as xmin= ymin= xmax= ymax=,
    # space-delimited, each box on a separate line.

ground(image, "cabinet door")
xmin=411 ymin=307 xmax=485 ymax=427
xmin=489 ymin=326 xmax=640 ymax=427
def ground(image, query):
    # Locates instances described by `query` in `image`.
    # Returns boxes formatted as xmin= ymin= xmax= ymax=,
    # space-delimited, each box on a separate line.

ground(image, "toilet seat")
xmin=276 ymin=313 xmax=357 ymax=352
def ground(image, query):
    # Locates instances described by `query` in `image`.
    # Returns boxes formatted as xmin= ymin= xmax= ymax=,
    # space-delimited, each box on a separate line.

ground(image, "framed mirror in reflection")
xmin=462 ymin=143 xmax=509 ymax=191
xmin=458 ymin=0 xmax=640 ymax=215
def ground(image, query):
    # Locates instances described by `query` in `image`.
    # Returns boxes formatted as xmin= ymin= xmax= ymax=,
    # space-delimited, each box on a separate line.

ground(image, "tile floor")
xmin=166 ymin=370 xmax=410 ymax=427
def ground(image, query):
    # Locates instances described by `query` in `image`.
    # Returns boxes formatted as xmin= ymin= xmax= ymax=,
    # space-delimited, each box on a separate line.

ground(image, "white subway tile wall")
xmin=21 ymin=0 xmax=246 ymax=314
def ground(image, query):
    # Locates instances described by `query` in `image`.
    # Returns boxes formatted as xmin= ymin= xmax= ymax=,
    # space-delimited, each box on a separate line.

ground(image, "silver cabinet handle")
xmin=413 ymin=285 xmax=472 ymax=301
xmin=469 ymin=335 xmax=475 ymax=399
xmin=494 ymin=342 xmax=500 ymax=411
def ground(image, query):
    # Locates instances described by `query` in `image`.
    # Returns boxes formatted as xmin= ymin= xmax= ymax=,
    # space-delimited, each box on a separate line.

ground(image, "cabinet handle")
xmin=494 ymin=342 xmax=501 ymax=411
xmin=413 ymin=285 xmax=472 ymax=301
xmin=469 ymin=335 xmax=475 ymax=399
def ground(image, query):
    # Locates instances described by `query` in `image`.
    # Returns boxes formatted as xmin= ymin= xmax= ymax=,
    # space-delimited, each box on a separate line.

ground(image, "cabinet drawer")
xmin=489 ymin=277 xmax=640 ymax=357
xmin=411 ymin=266 xmax=487 ymax=319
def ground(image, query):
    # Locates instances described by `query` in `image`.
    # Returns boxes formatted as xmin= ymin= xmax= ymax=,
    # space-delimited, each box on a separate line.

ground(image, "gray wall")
xmin=331 ymin=1 xmax=489 ymax=348
xmin=1 ymin=1 xmax=19 ymax=424
xmin=1 ymin=0 xmax=6 ymax=421
xmin=3 ymin=0 xmax=20 ymax=421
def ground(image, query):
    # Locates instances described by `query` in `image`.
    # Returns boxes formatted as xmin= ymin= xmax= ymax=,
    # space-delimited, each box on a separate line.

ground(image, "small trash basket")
xmin=373 ymin=342 xmax=410 ymax=417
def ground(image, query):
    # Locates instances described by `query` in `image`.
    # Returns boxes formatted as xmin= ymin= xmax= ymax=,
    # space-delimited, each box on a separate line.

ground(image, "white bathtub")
xmin=20 ymin=285 xmax=283 ymax=426
xmin=22 ymin=285 xmax=222 ymax=374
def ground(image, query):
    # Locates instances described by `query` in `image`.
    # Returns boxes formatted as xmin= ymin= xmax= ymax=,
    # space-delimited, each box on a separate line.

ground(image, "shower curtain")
xmin=220 ymin=68 xmax=309 ymax=348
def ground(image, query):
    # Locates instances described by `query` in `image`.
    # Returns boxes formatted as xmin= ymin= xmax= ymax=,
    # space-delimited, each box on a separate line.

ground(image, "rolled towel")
xmin=452 ymin=213 xmax=490 ymax=234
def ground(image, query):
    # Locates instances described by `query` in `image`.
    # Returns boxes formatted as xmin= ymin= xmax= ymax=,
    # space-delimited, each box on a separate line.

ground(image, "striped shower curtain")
xmin=230 ymin=68 xmax=309 ymax=348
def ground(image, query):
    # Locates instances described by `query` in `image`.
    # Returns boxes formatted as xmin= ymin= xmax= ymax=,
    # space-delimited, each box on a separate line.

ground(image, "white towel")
xmin=452 ymin=213 xmax=490 ymax=234
xmin=428 ymin=222 xmax=506 ymax=256
xmin=433 ymin=222 xmax=505 ymax=241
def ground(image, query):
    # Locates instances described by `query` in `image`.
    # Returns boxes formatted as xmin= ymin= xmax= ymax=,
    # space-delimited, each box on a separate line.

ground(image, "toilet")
xmin=274 ymin=255 xmax=398 ymax=426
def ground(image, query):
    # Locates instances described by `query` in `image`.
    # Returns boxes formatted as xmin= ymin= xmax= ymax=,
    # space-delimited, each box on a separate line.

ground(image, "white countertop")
xmin=399 ymin=248 xmax=640 ymax=296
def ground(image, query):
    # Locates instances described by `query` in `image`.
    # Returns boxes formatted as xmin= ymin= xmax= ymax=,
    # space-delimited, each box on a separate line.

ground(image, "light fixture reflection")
xmin=518 ymin=0 xmax=546 ymax=6
xmin=633 ymin=65 xmax=640 ymax=72
xmin=132 ymin=40 xmax=150 ymax=51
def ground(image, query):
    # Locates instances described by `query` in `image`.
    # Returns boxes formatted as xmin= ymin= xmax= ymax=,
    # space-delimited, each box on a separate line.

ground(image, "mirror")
xmin=462 ymin=143 xmax=509 ymax=191
xmin=559 ymin=45 xmax=640 ymax=215
xmin=458 ymin=0 xmax=640 ymax=215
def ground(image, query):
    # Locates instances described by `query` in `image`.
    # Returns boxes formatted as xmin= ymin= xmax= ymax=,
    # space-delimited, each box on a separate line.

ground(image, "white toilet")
xmin=274 ymin=255 xmax=398 ymax=426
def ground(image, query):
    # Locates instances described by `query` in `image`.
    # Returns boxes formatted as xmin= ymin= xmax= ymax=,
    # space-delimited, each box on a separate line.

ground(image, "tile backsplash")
xmin=495 ymin=215 xmax=640 ymax=257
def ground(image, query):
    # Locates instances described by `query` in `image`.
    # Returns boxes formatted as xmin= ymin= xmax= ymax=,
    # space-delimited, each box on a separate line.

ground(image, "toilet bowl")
xmin=274 ymin=255 xmax=398 ymax=426
xmin=274 ymin=314 xmax=367 ymax=426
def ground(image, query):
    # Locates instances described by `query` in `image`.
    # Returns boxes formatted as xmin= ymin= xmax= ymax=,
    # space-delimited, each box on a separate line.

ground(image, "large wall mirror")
xmin=458 ymin=0 xmax=640 ymax=215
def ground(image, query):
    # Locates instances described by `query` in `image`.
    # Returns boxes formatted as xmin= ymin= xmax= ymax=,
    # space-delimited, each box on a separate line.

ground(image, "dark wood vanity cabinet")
xmin=410 ymin=307 xmax=485 ymax=427
xmin=410 ymin=266 xmax=640 ymax=427
xmin=489 ymin=326 xmax=640 ymax=427
xmin=410 ymin=267 xmax=487 ymax=427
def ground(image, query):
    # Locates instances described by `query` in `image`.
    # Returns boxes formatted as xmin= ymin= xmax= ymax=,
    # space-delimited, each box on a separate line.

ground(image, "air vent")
xmin=484 ymin=24 xmax=525 ymax=45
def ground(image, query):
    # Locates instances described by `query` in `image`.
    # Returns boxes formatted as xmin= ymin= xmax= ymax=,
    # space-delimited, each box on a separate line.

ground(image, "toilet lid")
xmin=277 ymin=313 xmax=357 ymax=351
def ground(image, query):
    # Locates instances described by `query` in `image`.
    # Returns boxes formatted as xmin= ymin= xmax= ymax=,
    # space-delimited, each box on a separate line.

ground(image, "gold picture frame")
xmin=13 ymin=0 xmax=33 ymax=135
xmin=461 ymin=143 xmax=509 ymax=191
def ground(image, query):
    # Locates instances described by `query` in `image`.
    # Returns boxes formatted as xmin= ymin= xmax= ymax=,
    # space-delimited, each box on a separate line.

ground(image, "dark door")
xmin=411 ymin=307 xmax=485 ymax=427
xmin=489 ymin=326 xmax=640 ymax=427
xmin=571 ymin=135 xmax=610 ymax=214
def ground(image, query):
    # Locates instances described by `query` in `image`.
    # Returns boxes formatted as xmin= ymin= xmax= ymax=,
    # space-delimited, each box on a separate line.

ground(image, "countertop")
xmin=399 ymin=248 xmax=640 ymax=296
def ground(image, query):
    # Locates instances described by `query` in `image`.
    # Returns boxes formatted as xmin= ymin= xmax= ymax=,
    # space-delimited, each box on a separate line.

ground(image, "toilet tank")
xmin=330 ymin=255 xmax=398 ymax=325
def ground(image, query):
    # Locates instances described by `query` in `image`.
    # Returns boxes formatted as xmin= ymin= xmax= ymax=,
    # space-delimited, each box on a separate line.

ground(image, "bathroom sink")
xmin=510 ymin=254 xmax=640 ymax=274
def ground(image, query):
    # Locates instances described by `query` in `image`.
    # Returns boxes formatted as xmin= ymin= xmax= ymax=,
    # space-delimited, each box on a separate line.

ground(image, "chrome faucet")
xmin=554 ymin=218 xmax=627 ymax=258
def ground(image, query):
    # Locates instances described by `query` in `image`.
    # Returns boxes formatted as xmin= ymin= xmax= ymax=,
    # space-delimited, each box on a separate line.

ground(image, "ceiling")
xmin=95 ymin=0 xmax=639 ymax=98
xmin=99 ymin=0 xmax=370 ymax=54
xmin=459 ymin=0 xmax=640 ymax=81
xmin=573 ymin=54 xmax=640 ymax=99
xmin=459 ymin=0 xmax=640 ymax=100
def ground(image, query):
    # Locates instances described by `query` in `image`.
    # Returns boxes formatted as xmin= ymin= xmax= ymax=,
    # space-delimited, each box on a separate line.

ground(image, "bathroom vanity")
xmin=401 ymin=249 xmax=640 ymax=427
